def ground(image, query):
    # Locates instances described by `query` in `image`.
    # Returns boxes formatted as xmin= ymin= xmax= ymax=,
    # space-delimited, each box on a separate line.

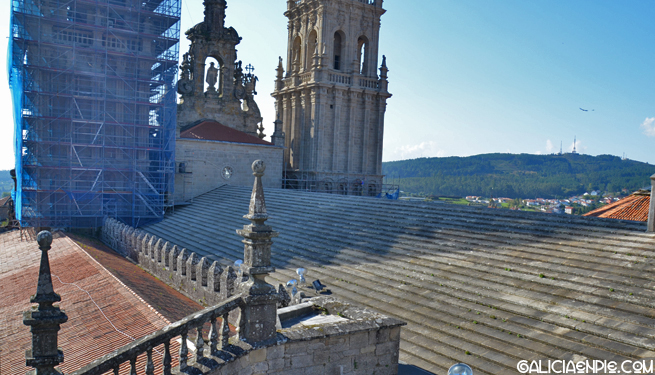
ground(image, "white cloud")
xmin=388 ymin=141 xmax=446 ymax=160
xmin=546 ymin=139 xmax=554 ymax=153
xmin=640 ymin=117 xmax=655 ymax=137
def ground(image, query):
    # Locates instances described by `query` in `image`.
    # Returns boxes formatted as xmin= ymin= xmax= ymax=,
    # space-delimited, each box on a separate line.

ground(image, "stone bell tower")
xmin=177 ymin=0 xmax=263 ymax=137
xmin=271 ymin=0 xmax=391 ymax=196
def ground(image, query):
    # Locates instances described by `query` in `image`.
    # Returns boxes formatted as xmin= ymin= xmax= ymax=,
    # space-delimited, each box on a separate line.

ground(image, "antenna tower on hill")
xmin=572 ymin=136 xmax=578 ymax=155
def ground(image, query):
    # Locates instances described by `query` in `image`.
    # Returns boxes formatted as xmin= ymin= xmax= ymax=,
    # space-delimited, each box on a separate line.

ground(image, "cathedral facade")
xmin=173 ymin=0 xmax=282 ymax=203
xmin=272 ymin=0 xmax=391 ymax=196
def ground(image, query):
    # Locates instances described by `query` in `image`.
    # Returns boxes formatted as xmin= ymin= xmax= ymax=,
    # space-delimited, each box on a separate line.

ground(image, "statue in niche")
xmin=206 ymin=62 xmax=219 ymax=91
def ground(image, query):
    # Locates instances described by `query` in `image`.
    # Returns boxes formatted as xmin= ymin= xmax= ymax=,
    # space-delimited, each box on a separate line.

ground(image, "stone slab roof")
xmin=0 ymin=231 xmax=182 ymax=374
xmin=143 ymin=185 xmax=655 ymax=375
xmin=585 ymin=193 xmax=650 ymax=222
xmin=180 ymin=120 xmax=273 ymax=145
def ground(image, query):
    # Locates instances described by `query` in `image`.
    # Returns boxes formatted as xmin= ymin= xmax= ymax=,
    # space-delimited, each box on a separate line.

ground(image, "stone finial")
xmin=380 ymin=55 xmax=388 ymax=79
xmin=24 ymin=231 xmax=68 ymax=375
xmin=235 ymin=160 xmax=279 ymax=346
xmin=276 ymin=57 xmax=284 ymax=80
xmin=648 ymin=174 xmax=655 ymax=232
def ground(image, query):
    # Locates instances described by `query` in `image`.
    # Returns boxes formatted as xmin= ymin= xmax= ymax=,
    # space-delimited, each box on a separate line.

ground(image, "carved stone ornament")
xmin=337 ymin=10 xmax=345 ymax=26
xmin=310 ymin=12 xmax=317 ymax=28
xmin=360 ymin=16 xmax=368 ymax=34
xmin=178 ymin=78 xmax=193 ymax=95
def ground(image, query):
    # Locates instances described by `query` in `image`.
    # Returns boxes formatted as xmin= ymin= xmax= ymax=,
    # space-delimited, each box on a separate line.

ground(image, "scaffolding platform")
xmin=9 ymin=0 xmax=181 ymax=228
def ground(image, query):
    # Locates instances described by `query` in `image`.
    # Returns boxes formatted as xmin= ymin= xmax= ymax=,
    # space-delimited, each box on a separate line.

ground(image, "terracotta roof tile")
xmin=0 ymin=231 xmax=183 ymax=375
xmin=584 ymin=193 xmax=650 ymax=221
xmin=180 ymin=120 xmax=273 ymax=145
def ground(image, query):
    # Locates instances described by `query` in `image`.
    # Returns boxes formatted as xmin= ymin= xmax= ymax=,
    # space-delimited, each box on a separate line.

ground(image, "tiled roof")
xmin=144 ymin=185 xmax=655 ymax=375
xmin=67 ymin=233 xmax=203 ymax=322
xmin=0 ymin=231 xmax=182 ymax=375
xmin=584 ymin=192 xmax=651 ymax=222
xmin=180 ymin=120 xmax=273 ymax=146
xmin=0 ymin=196 xmax=10 ymax=206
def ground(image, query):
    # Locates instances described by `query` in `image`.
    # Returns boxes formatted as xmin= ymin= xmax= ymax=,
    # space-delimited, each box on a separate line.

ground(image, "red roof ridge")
xmin=180 ymin=120 xmax=273 ymax=146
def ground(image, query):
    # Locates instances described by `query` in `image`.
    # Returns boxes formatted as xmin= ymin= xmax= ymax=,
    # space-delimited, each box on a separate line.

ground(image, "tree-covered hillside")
xmin=382 ymin=154 xmax=655 ymax=199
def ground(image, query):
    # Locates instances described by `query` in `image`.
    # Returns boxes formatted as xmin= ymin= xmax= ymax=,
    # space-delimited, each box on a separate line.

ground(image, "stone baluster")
xmin=129 ymin=357 xmax=137 ymax=375
xmin=219 ymin=313 xmax=230 ymax=350
xmin=179 ymin=329 xmax=189 ymax=370
xmin=195 ymin=326 xmax=205 ymax=357
xmin=145 ymin=348 xmax=154 ymax=375
xmin=236 ymin=160 xmax=279 ymax=346
xmin=648 ymin=174 xmax=655 ymax=232
xmin=209 ymin=317 xmax=219 ymax=355
xmin=163 ymin=340 xmax=172 ymax=375
xmin=23 ymin=230 xmax=68 ymax=375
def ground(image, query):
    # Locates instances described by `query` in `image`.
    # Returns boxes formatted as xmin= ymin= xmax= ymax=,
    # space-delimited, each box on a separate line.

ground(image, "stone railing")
xmin=101 ymin=217 xmax=241 ymax=306
xmin=359 ymin=76 xmax=379 ymax=89
xmin=328 ymin=72 xmax=352 ymax=85
xmin=70 ymin=294 xmax=244 ymax=375
xmin=299 ymin=71 xmax=312 ymax=84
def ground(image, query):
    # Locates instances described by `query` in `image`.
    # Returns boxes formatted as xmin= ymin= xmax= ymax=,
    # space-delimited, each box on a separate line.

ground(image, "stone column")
xmin=236 ymin=160 xmax=279 ymax=346
xmin=23 ymin=231 xmax=68 ymax=375
xmin=648 ymin=174 xmax=655 ymax=232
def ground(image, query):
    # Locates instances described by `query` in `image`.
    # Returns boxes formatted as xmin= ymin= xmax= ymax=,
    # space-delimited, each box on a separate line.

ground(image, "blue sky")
xmin=1 ymin=0 xmax=653 ymax=170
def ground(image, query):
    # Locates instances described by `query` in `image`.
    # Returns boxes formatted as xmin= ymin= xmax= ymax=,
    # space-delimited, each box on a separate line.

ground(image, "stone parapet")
xmin=206 ymin=296 xmax=405 ymax=375
xmin=101 ymin=217 xmax=239 ymax=307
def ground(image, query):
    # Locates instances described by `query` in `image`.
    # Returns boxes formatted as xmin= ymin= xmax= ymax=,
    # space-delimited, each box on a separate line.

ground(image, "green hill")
xmin=382 ymin=153 xmax=655 ymax=199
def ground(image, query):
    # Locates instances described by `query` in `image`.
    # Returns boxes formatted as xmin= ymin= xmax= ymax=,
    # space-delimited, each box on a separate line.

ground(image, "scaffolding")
xmin=9 ymin=0 xmax=180 ymax=228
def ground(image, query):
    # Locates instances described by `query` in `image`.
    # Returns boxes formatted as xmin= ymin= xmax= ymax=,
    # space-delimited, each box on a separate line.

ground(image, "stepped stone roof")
xmin=585 ymin=191 xmax=651 ymax=222
xmin=0 ymin=231 xmax=184 ymax=375
xmin=180 ymin=120 xmax=273 ymax=145
xmin=144 ymin=185 xmax=655 ymax=375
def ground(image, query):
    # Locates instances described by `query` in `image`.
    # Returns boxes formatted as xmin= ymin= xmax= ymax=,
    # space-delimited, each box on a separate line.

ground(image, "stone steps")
xmin=142 ymin=186 xmax=655 ymax=374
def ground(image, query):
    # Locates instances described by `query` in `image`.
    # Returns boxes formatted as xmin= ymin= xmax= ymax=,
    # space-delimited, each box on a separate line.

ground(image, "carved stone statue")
xmin=206 ymin=62 xmax=219 ymax=91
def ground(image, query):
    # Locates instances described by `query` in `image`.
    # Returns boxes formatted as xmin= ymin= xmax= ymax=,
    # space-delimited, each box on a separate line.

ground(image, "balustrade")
xmin=70 ymin=295 xmax=244 ymax=375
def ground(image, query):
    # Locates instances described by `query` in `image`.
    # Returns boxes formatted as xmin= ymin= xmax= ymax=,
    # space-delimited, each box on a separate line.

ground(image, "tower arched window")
xmin=333 ymin=31 xmax=343 ymax=70
xmin=357 ymin=36 xmax=369 ymax=75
